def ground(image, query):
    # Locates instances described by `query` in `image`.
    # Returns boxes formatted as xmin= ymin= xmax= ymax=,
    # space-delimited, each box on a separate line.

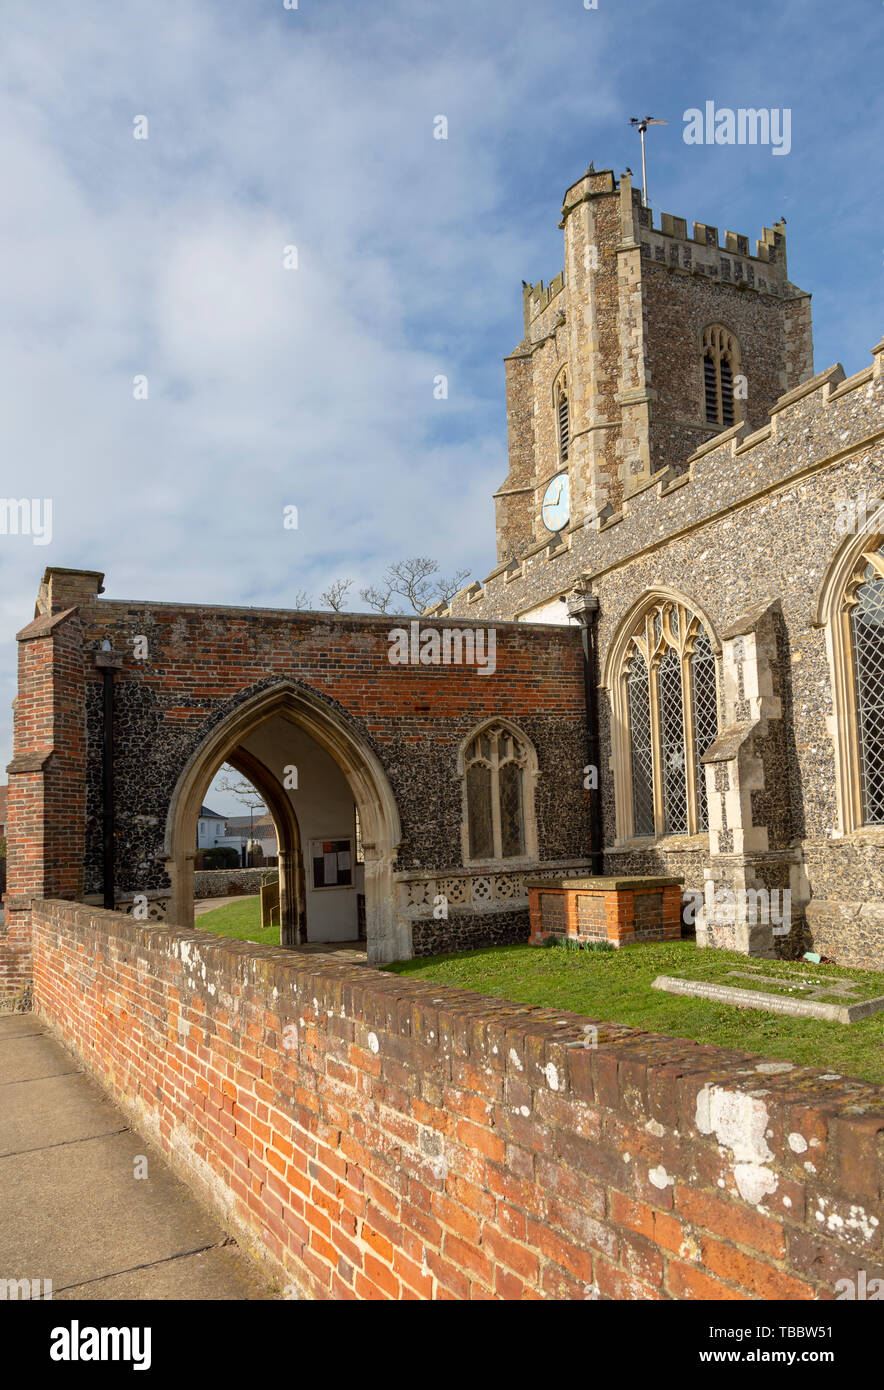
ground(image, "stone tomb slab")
xmin=651 ymin=973 xmax=884 ymax=1023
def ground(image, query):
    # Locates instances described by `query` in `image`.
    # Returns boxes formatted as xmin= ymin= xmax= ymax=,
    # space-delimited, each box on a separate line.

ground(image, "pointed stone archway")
xmin=163 ymin=681 xmax=404 ymax=964
xmin=226 ymin=744 xmax=306 ymax=947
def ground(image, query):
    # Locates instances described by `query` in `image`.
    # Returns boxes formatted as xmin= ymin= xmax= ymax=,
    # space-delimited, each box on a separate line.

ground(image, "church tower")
xmin=494 ymin=166 xmax=814 ymax=566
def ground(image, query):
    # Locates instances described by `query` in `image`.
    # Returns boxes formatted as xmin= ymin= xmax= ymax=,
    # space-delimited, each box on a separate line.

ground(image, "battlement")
xmin=448 ymin=338 xmax=884 ymax=619
xmin=521 ymin=162 xmax=797 ymax=333
xmin=522 ymin=271 xmax=565 ymax=331
xmin=638 ymin=199 xmax=791 ymax=289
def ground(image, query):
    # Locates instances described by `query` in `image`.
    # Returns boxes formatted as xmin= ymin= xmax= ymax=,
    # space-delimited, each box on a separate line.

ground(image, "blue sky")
xmin=0 ymin=0 xmax=881 ymax=806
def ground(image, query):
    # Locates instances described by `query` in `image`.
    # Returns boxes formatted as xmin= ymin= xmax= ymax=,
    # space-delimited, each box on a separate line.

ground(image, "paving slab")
xmin=652 ymin=973 xmax=884 ymax=1023
xmin=0 ymin=1070 xmax=129 ymax=1156
xmin=0 ymin=1014 xmax=44 ymax=1038
xmin=0 ymin=1015 xmax=278 ymax=1300
xmin=53 ymin=1245 xmax=275 ymax=1301
xmin=0 ymin=1032 xmax=82 ymax=1084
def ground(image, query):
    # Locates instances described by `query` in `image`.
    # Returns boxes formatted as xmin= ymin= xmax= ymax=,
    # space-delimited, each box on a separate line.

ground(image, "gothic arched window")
xmin=702 ymin=325 xmax=740 ymax=428
xmin=621 ymin=600 xmax=719 ymax=839
xmin=460 ymin=721 xmax=538 ymax=863
xmin=844 ymin=544 xmax=884 ymax=825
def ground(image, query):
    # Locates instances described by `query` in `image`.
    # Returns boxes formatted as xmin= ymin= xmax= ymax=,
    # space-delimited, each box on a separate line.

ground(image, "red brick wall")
xmin=2 ymin=587 xmax=591 ymax=1001
xmin=31 ymin=900 xmax=884 ymax=1300
xmin=34 ymin=599 xmax=589 ymax=898
xmin=1 ymin=612 xmax=87 ymax=1007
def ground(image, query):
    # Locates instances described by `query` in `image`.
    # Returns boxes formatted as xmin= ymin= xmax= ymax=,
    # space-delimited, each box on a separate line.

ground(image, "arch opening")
xmin=164 ymin=682 xmax=404 ymax=964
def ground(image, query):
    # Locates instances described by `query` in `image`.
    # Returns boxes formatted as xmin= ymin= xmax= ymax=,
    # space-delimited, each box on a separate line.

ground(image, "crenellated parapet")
xmin=447 ymin=338 xmax=884 ymax=622
xmin=639 ymin=205 xmax=793 ymax=292
xmin=496 ymin=160 xmax=816 ymax=569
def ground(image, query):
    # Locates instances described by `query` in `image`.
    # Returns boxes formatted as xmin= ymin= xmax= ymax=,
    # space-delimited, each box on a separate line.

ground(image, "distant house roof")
xmin=199 ymin=804 xmax=226 ymax=819
xmin=0 ymin=785 xmax=6 ymax=823
xmin=224 ymin=815 xmax=276 ymax=839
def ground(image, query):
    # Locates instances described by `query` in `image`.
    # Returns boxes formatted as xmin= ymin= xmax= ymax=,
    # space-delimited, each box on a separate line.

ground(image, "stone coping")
xmin=652 ymin=974 xmax=884 ymax=1024
xmin=526 ymin=875 xmax=684 ymax=892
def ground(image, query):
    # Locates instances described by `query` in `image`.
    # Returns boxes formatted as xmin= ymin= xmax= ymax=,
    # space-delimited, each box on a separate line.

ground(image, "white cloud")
xmin=0 ymin=0 xmax=878 ymax=784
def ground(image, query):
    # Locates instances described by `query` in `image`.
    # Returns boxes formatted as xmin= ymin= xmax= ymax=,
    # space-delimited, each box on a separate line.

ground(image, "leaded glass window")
xmin=690 ymin=630 xmax=719 ymax=832
xmin=659 ymin=648 xmax=688 ymax=834
xmin=627 ymin=651 xmax=655 ymax=836
xmin=848 ymin=555 xmax=884 ymax=824
xmin=499 ymin=760 xmax=524 ymax=857
xmin=467 ymin=762 xmax=494 ymax=858
xmin=464 ymin=723 xmax=532 ymax=860
xmin=623 ymin=600 xmax=720 ymax=838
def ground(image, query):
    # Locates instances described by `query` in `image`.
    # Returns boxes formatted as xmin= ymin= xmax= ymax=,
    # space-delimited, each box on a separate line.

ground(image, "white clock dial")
xmin=541 ymin=472 xmax=570 ymax=533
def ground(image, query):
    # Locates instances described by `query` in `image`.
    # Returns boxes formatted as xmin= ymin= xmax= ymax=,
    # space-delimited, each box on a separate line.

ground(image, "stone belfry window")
xmin=621 ymin=601 xmax=719 ymax=838
xmin=845 ymin=546 xmax=884 ymax=824
xmin=459 ymin=721 xmax=538 ymax=863
xmin=702 ymin=324 xmax=739 ymax=428
xmin=554 ymin=370 xmax=570 ymax=462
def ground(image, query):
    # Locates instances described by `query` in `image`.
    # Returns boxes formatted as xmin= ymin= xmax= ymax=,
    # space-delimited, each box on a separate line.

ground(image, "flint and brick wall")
xmin=450 ymin=344 xmax=884 ymax=970
xmin=193 ymin=868 xmax=270 ymax=900
xmin=31 ymin=900 xmax=884 ymax=1301
xmin=494 ymin=167 xmax=811 ymax=563
xmin=2 ymin=584 xmax=591 ymax=1003
xmin=72 ymin=606 xmax=588 ymax=897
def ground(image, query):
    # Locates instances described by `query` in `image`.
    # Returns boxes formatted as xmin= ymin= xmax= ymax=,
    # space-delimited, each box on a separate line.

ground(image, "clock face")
xmin=541 ymin=472 xmax=570 ymax=533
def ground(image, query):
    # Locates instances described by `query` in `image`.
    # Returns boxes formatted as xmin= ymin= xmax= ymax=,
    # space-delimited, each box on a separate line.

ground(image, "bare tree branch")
xmin=319 ymin=579 xmax=353 ymax=612
xmin=433 ymin=567 xmax=471 ymax=606
xmin=384 ymin=556 xmax=439 ymax=613
xmin=359 ymin=583 xmax=393 ymax=614
xmin=291 ymin=589 xmax=312 ymax=609
xmin=215 ymin=767 xmax=266 ymax=814
xmin=358 ymin=558 xmax=474 ymax=614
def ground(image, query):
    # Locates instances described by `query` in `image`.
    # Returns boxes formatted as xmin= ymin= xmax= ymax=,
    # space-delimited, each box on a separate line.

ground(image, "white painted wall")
xmin=197 ymin=815 xmax=227 ymax=844
xmin=518 ymin=596 xmax=577 ymax=625
xmin=243 ymin=717 xmax=364 ymax=942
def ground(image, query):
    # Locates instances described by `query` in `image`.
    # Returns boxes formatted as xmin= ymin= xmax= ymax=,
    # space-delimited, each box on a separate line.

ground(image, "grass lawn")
xmin=196 ymin=895 xmax=279 ymax=945
xmin=386 ymin=941 xmax=884 ymax=1085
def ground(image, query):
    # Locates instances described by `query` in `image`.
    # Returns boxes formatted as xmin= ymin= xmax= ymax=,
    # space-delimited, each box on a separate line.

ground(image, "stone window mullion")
xmin=841 ymin=605 xmax=865 ymax=830
xmin=489 ymin=735 xmax=503 ymax=858
xmin=648 ymin=655 xmax=666 ymax=837
xmin=622 ymin=600 xmax=720 ymax=842
xmin=681 ymin=651 xmax=699 ymax=836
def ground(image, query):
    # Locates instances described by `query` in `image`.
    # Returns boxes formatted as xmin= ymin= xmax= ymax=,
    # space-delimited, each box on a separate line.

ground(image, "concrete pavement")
xmin=0 ymin=1014 xmax=278 ymax=1300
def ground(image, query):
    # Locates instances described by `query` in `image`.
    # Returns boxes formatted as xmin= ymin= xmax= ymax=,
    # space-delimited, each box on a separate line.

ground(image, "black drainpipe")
xmin=567 ymin=590 xmax=604 ymax=876
xmin=94 ymin=646 xmax=122 ymax=909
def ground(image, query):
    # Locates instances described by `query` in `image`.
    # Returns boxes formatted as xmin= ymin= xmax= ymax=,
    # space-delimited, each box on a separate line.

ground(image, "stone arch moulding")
xmin=225 ymin=745 xmax=307 ymax=948
xmin=163 ymin=680 xmax=404 ymax=964
xmin=455 ymin=715 xmax=539 ymax=868
xmin=600 ymin=587 xmax=722 ymax=845
xmin=601 ymin=586 xmax=722 ymax=691
xmin=813 ymin=516 xmax=884 ymax=837
xmin=551 ymin=362 xmax=569 ymax=408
